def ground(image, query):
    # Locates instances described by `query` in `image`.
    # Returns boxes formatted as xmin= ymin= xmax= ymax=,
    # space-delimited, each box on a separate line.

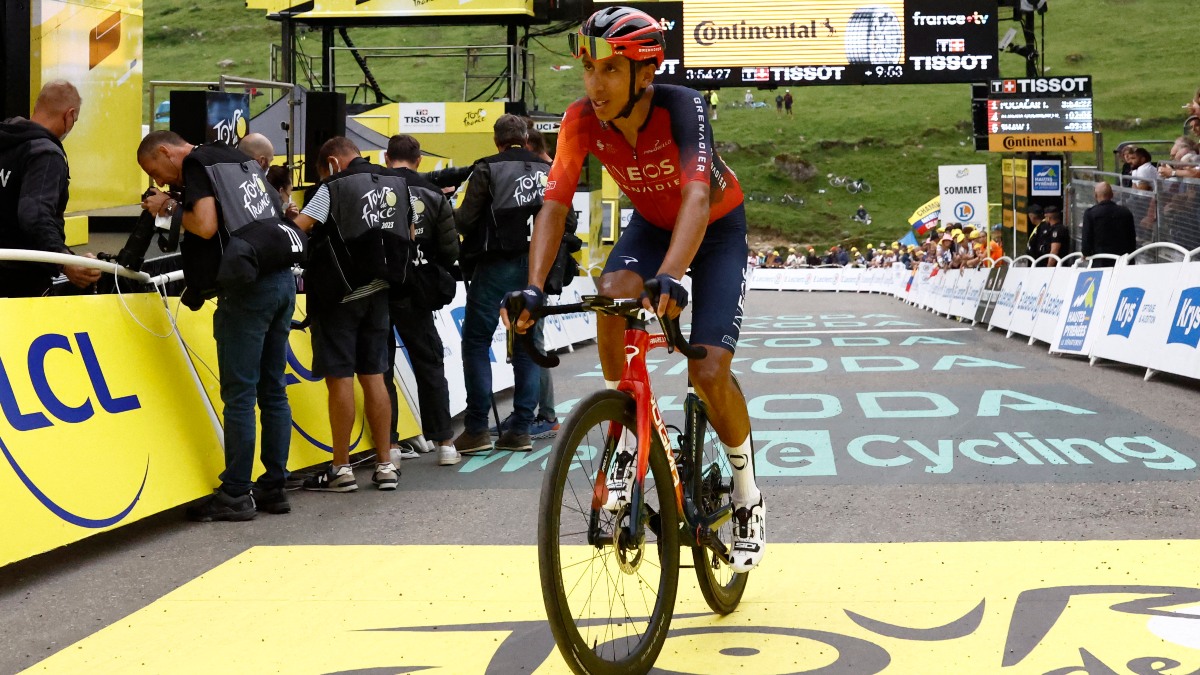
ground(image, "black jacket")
xmin=454 ymin=146 xmax=550 ymax=268
xmin=1082 ymin=199 xmax=1136 ymax=266
xmin=0 ymin=117 xmax=71 ymax=296
xmin=390 ymin=166 xmax=459 ymax=268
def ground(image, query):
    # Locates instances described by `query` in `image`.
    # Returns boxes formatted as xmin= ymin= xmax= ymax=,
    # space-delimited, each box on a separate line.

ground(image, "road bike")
xmin=827 ymin=173 xmax=872 ymax=194
xmin=507 ymin=294 xmax=750 ymax=675
xmin=780 ymin=193 xmax=806 ymax=208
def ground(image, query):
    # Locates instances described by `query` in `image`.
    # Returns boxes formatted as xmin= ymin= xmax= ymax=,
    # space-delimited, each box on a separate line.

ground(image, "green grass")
xmin=145 ymin=0 xmax=1199 ymax=249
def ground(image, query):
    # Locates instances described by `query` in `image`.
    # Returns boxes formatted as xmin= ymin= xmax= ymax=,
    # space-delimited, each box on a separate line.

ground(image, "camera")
xmin=96 ymin=187 xmax=184 ymax=291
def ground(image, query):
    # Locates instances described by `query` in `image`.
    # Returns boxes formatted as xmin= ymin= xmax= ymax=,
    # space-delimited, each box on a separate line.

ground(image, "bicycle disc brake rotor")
xmin=612 ymin=504 xmax=645 ymax=574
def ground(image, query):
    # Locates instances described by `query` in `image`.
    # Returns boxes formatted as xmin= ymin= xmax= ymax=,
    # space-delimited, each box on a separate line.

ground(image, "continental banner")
xmin=0 ymin=294 xmax=222 ymax=567
xmin=168 ymin=295 xmax=421 ymax=471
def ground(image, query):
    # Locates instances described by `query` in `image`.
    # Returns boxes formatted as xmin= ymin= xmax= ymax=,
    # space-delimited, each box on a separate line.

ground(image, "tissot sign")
xmin=602 ymin=0 xmax=998 ymax=89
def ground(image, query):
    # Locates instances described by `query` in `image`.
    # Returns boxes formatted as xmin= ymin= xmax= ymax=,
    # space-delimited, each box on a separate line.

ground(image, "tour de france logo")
xmin=360 ymin=186 xmax=399 ymax=229
xmin=845 ymin=6 xmax=903 ymax=65
xmin=513 ymin=171 xmax=548 ymax=207
xmin=211 ymin=108 xmax=247 ymax=147
xmin=238 ymin=172 xmax=276 ymax=219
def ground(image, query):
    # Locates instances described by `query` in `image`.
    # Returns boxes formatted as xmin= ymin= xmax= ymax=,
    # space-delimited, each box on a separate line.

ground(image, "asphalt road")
xmin=4 ymin=290 xmax=1200 ymax=673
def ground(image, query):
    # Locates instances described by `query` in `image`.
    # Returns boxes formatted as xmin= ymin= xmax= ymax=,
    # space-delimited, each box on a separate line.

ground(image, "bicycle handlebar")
xmin=505 ymin=294 xmax=708 ymax=368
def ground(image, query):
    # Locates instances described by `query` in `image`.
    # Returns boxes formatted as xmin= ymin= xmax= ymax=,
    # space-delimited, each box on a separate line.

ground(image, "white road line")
xmin=738 ymin=328 xmax=973 ymax=335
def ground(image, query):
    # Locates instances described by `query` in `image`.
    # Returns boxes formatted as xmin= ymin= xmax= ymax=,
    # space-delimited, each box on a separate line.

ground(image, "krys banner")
xmin=0 ymin=295 xmax=223 ymax=567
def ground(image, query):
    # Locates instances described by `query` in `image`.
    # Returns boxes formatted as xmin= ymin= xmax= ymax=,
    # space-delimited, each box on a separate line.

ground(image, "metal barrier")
xmin=1068 ymin=168 xmax=1200 ymax=263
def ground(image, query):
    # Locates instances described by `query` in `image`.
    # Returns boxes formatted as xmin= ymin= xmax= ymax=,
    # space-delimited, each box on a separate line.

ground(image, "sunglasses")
xmin=569 ymin=32 xmax=623 ymax=61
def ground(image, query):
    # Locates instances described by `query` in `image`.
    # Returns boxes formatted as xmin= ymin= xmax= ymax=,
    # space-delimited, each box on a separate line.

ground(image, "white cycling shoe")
xmin=729 ymin=495 xmax=766 ymax=573
xmin=602 ymin=448 xmax=636 ymax=512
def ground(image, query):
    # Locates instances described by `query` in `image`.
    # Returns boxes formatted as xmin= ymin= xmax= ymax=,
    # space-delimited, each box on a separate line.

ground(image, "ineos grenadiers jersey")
xmin=544 ymin=84 xmax=743 ymax=230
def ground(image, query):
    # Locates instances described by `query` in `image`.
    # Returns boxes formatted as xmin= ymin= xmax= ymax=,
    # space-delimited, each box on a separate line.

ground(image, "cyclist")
xmin=502 ymin=6 xmax=765 ymax=572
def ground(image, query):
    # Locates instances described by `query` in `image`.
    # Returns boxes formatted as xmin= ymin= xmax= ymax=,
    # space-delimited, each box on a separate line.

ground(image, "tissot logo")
xmin=935 ymin=38 xmax=966 ymax=53
xmin=742 ymin=67 xmax=770 ymax=82
xmin=909 ymin=55 xmax=993 ymax=71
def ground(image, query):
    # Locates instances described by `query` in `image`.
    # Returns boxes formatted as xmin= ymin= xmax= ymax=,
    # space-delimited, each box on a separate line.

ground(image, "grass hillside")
xmin=145 ymin=0 xmax=1198 ymax=250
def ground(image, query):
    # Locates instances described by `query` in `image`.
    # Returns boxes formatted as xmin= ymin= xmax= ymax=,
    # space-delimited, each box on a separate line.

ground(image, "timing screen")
xmin=606 ymin=0 xmax=998 ymax=88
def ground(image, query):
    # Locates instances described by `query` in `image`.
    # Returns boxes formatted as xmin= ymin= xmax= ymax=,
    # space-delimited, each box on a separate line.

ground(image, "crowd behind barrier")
xmin=747 ymin=245 xmax=1200 ymax=383
xmin=1069 ymin=169 xmax=1200 ymax=261
xmin=0 ymin=250 xmax=598 ymax=567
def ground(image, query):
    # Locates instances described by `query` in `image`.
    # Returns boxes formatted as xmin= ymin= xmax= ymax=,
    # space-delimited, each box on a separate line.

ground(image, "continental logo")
xmin=693 ymin=19 xmax=826 ymax=46
xmin=989 ymin=134 xmax=1093 ymax=152
xmin=1 ymin=332 xmax=145 ymax=527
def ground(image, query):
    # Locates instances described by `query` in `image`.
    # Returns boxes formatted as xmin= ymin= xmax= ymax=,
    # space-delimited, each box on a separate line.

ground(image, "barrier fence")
xmin=747 ymin=250 xmax=1200 ymax=383
xmin=0 ymin=258 xmax=598 ymax=568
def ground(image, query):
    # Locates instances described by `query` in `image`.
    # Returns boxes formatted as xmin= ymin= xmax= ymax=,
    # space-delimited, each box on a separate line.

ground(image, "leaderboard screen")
xmin=604 ymin=0 xmax=999 ymax=88
xmin=985 ymin=76 xmax=1094 ymax=152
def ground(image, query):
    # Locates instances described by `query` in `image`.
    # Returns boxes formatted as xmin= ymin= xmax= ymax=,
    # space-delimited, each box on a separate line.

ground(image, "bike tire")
xmin=860 ymin=182 xmax=872 ymax=194
xmin=687 ymin=394 xmax=749 ymax=614
xmin=539 ymin=389 xmax=681 ymax=675
xmin=847 ymin=182 xmax=861 ymax=194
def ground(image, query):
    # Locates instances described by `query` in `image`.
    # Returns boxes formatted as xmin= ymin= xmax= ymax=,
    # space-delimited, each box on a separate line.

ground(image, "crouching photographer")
xmin=136 ymin=131 xmax=308 ymax=522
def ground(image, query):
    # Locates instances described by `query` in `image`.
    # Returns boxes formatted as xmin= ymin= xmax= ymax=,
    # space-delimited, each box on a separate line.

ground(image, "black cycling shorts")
xmin=602 ymin=203 xmax=748 ymax=353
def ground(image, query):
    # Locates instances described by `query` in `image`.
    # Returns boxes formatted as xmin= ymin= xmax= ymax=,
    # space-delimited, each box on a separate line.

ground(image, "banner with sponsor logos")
xmin=1049 ymin=269 xmax=1109 ymax=355
xmin=1089 ymin=263 xmax=1186 ymax=370
xmin=988 ymin=264 xmax=1028 ymax=333
xmin=608 ymin=0 xmax=998 ymax=89
xmin=1006 ymin=266 xmax=1056 ymax=339
xmin=1147 ymin=265 xmax=1200 ymax=380
xmin=1028 ymin=265 xmax=1079 ymax=346
xmin=938 ymin=164 xmax=989 ymax=229
xmin=0 ymin=295 xmax=224 ymax=567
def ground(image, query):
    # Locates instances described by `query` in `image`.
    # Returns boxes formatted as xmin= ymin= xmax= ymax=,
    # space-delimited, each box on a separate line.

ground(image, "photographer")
xmin=137 ymin=131 xmax=304 ymax=522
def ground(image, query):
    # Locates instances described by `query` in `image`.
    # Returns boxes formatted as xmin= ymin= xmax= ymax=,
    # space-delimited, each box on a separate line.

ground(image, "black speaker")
xmin=970 ymin=82 xmax=990 ymax=152
xmin=304 ymin=91 xmax=346 ymax=183
xmin=1 ymin=1 xmax=32 ymax=120
xmin=169 ymin=91 xmax=210 ymax=145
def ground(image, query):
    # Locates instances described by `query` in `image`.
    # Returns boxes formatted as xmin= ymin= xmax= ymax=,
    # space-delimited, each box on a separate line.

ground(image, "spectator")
xmin=1025 ymin=204 xmax=1045 ymax=258
xmin=785 ymin=247 xmax=800 ymax=267
xmin=137 ymin=130 xmax=301 ymax=520
xmin=708 ymin=90 xmax=719 ymax=121
xmin=744 ymin=89 xmax=754 ymax=107
xmin=453 ymin=114 xmax=549 ymax=455
xmin=1184 ymin=116 xmax=1200 ymax=139
xmin=775 ymin=93 xmax=784 ymax=116
xmin=1081 ymin=181 xmax=1135 ymax=267
xmin=265 ymin=164 xmax=299 ymax=222
xmin=1118 ymin=145 xmax=1136 ymax=180
xmin=805 ymin=247 xmax=819 ymax=266
xmin=784 ymin=90 xmax=794 ymax=116
xmin=0 ymin=80 xmax=101 ymax=297
xmin=1040 ymin=205 xmax=1069 ymax=267
xmin=238 ymin=133 xmax=275 ymax=172
xmin=988 ymin=226 xmax=1004 ymax=261
xmin=1129 ymin=147 xmax=1157 ymax=190
xmin=293 ymin=136 xmax=406 ymax=493
xmin=382 ymin=134 xmax=462 ymax=466
xmin=1159 ymin=136 xmax=1200 ymax=180
xmin=852 ymin=204 xmax=871 ymax=224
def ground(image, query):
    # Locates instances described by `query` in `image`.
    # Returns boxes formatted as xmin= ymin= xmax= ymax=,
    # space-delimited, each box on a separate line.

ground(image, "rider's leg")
xmin=595 ymin=270 xmax=644 ymax=384
xmin=688 ymin=352 xmax=759 ymax=506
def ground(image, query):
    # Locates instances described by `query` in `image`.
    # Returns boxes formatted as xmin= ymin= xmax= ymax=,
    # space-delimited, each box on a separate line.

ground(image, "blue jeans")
xmin=462 ymin=256 xmax=539 ymax=435
xmin=213 ymin=270 xmax=297 ymax=495
xmin=533 ymin=319 xmax=555 ymax=420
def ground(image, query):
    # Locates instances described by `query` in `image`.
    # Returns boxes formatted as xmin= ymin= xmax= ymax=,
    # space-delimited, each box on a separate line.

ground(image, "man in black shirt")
xmin=1025 ymin=204 xmax=1045 ymax=260
xmin=0 ymin=80 xmax=101 ymax=296
xmin=1081 ymin=181 xmax=1136 ymax=267
xmin=138 ymin=131 xmax=301 ymax=521
xmin=382 ymin=134 xmax=460 ymax=467
xmin=1040 ymin=205 xmax=1070 ymax=267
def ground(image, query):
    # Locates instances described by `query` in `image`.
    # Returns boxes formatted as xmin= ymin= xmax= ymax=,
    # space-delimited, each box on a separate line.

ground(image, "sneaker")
xmin=529 ymin=415 xmax=561 ymax=439
xmin=488 ymin=413 xmax=514 ymax=436
xmin=495 ymin=430 xmax=533 ymax=452
xmin=438 ymin=444 xmax=461 ymax=466
xmin=602 ymin=449 xmax=636 ymax=512
xmin=303 ymin=464 xmax=358 ymax=492
xmin=186 ymin=489 xmax=257 ymax=522
xmin=730 ymin=496 xmax=766 ymax=573
xmin=372 ymin=462 xmax=399 ymax=491
xmin=390 ymin=444 xmax=420 ymax=462
xmin=454 ymin=429 xmax=493 ymax=455
xmin=252 ymin=485 xmax=291 ymax=515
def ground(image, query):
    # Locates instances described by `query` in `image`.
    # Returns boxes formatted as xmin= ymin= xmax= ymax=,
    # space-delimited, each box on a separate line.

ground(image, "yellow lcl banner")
xmin=0 ymin=293 xmax=421 ymax=567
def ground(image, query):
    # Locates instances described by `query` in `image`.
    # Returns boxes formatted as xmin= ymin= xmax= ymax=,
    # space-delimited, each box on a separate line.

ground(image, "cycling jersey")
xmin=544 ymin=84 xmax=744 ymax=230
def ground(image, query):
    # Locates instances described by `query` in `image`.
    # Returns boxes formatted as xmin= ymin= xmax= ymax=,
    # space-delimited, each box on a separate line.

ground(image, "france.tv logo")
xmin=1107 ymin=288 xmax=1144 ymax=338
xmin=1167 ymin=287 xmax=1200 ymax=348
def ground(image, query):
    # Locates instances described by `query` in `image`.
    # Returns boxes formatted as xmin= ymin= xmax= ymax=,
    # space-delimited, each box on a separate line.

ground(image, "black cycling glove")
xmin=643 ymin=273 xmax=689 ymax=310
xmin=502 ymin=284 xmax=546 ymax=321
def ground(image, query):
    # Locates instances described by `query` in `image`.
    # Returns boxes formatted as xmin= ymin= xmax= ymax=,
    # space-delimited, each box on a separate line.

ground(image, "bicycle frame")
xmin=596 ymin=320 xmax=736 ymax=562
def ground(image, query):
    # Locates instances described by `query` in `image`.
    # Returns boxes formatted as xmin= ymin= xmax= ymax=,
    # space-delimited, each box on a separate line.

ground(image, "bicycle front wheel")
xmin=539 ymin=390 xmax=681 ymax=675
xmin=687 ymin=395 xmax=749 ymax=614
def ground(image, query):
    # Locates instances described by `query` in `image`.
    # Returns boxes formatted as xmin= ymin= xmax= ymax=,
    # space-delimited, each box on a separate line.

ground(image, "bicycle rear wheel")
xmin=539 ymin=390 xmax=681 ymax=675
xmin=686 ymin=394 xmax=748 ymax=614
